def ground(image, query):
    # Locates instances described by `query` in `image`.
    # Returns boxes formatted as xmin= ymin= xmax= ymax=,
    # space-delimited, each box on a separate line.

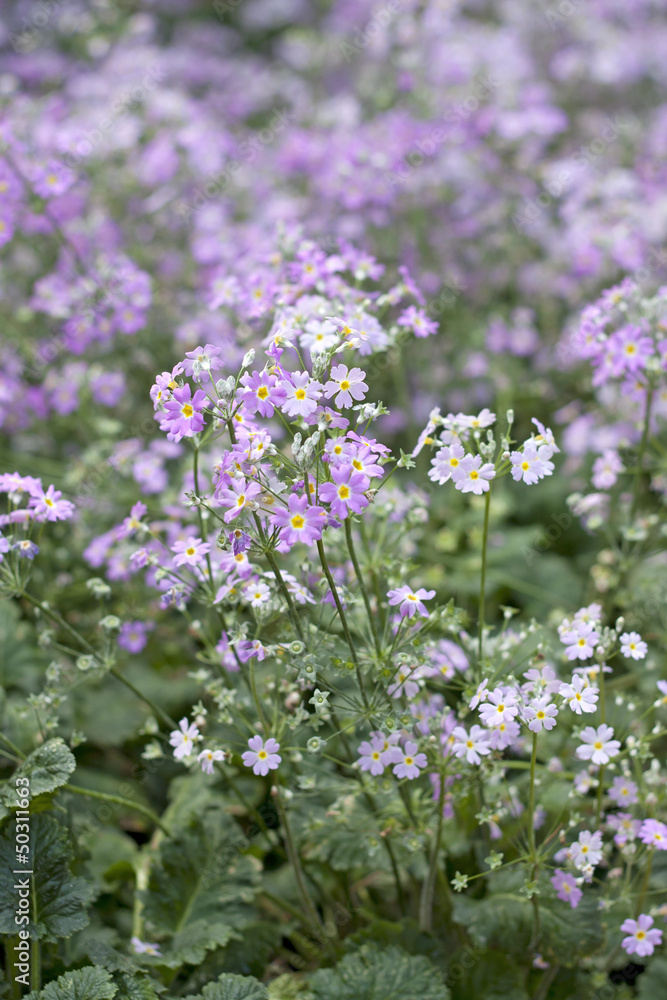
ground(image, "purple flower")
xmin=561 ymin=622 xmax=599 ymax=660
xmin=397 ymin=305 xmax=438 ymax=338
xmin=356 ymin=736 xmax=387 ymax=776
xmin=608 ymin=776 xmax=639 ymax=806
xmin=619 ymin=631 xmax=647 ymax=660
xmin=182 ymin=344 xmax=223 ymax=380
xmin=620 ymin=914 xmax=663 ymax=957
xmin=576 ymin=724 xmax=620 ymax=765
xmin=172 ymin=536 xmax=211 ymax=567
xmin=271 ymin=493 xmax=326 ymax=546
xmin=572 ymin=829 xmax=603 ymax=869
xmin=558 ymin=675 xmax=598 ymax=714
xmin=639 ymin=819 xmax=667 ymax=850
xmin=452 ymin=454 xmax=496 ymax=495
xmin=28 ymin=484 xmax=75 ymax=522
xmin=159 ymin=384 xmax=207 ymax=442
xmin=215 ymin=477 xmax=262 ymax=523
xmin=118 ymin=621 xmax=154 ymax=654
xmin=319 ymin=466 xmax=370 ymax=518
xmin=387 ymin=584 xmax=435 ymax=619
xmin=280 ymin=371 xmax=322 ymax=419
xmin=429 ymin=443 xmax=465 ymax=485
xmin=240 ymin=370 xmax=286 ymax=417
xmin=607 ymin=813 xmax=640 ymax=847
xmin=478 ymin=688 xmax=519 ymax=727
xmin=592 ymin=450 xmax=624 ymax=490
xmin=90 ymin=372 xmax=126 ymax=407
xmin=14 ymin=540 xmax=39 ymax=560
xmin=242 ymin=736 xmax=281 ymax=776
xmin=510 ymin=444 xmax=554 ymax=485
xmin=385 ymin=740 xmax=428 ymax=780
xmin=451 ymin=725 xmax=492 ymax=765
xmin=524 ymin=698 xmax=558 ymax=733
xmin=550 ymin=869 xmax=582 ymax=909
xmin=323 ymin=364 xmax=368 ymax=409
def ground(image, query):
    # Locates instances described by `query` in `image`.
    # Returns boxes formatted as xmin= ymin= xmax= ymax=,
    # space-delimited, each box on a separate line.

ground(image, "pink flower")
xmin=172 ymin=536 xmax=211 ymax=567
xmin=169 ymin=718 xmax=199 ymax=760
xmin=561 ymin=622 xmax=600 ymax=660
xmin=386 ymin=741 xmax=428 ymax=779
xmin=621 ymin=914 xmax=663 ymax=957
xmin=576 ymin=724 xmax=620 ymax=765
xmin=429 ymin=443 xmax=465 ymax=485
xmin=592 ymin=450 xmax=624 ymax=490
xmin=559 ymin=675 xmax=599 ymax=714
xmin=608 ymin=777 xmax=638 ymax=805
xmin=240 ymin=370 xmax=286 ymax=417
xmin=550 ymin=869 xmax=582 ymax=909
xmin=639 ymin=819 xmax=667 ymax=850
xmin=182 ymin=344 xmax=223 ymax=380
xmin=452 ymin=454 xmax=496 ymax=495
xmin=356 ymin=736 xmax=387 ymax=776
xmin=29 ymin=484 xmax=75 ymax=522
xmin=242 ymin=735 xmax=281 ymax=776
xmin=523 ymin=698 xmax=558 ymax=733
xmin=478 ymin=687 xmax=519 ymax=727
xmin=387 ymin=584 xmax=435 ymax=619
xmin=323 ymin=364 xmax=368 ymax=408
xmin=271 ymin=493 xmax=327 ymax=546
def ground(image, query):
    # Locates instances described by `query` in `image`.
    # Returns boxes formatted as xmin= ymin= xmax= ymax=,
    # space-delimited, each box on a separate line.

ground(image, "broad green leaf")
xmin=0 ymin=739 xmax=76 ymax=807
xmin=182 ymin=973 xmax=269 ymax=1000
xmin=448 ymin=949 xmax=528 ymax=1000
xmin=141 ymin=810 xmax=258 ymax=967
xmin=309 ymin=945 xmax=450 ymax=1000
xmin=0 ymin=815 xmax=94 ymax=942
xmin=25 ymin=966 xmax=117 ymax=1000
xmin=110 ymin=973 xmax=164 ymax=1000
xmin=638 ymin=958 xmax=667 ymax=998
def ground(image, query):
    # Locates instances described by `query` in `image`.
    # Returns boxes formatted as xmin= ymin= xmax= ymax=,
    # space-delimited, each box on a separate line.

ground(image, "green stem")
xmin=274 ymin=789 xmax=327 ymax=941
xmin=419 ymin=766 xmax=446 ymax=932
xmin=264 ymin=543 xmax=305 ymax=643
xmin=63 ymin=783 xmax=171 ymax=835
xmin=316 ymin=539 xmax=370 ymax=711
xmin=30 ymin=935 xmax=40 ymax=995
xmin=477 ymin=490 xmax=491 ymax=672
xmin=344 ymin=519 xmax=381 ymax=656
xmin=636 ymin=851 xmax=653 ymax=916
xmin=631 ymin=383 xmax=653 ymax=519
xmin=528 ymin=733 xmax=538 ymax=865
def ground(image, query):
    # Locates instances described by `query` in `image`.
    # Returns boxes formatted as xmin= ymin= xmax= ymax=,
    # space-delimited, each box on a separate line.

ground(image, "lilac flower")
xmin=169 ymin=718 xmax=200 ymax=760
xmin=478 ymin=688 xmax=519 ymax=727
xmin=451 ymin=725 xmax=492 ymax=765
xmin=620 ymin=915 xmax=663 ymax=958
xmin=271 ymin=493 xmax=327 ymax=546
xmin=159 ymin=384 xmax=207 ymax=441
xmin=429 ymin=443 xmax=465 ymax=485
xmin=576 ymin=724 xmax=620 ymax=765
xmin=559 ymin=675 xmax=599 ymax=714
xmin=242 ymin=736 xmax=281 ymax=776
xmin=510 ymin=444 xmax=554 ymax=485
xmin=280 ymin=371 xmax=322 ymax=419
xmin=452 ymin=454 xmax=496 ymax=495
xmin=319 ymin=466 xmax=369 ymax=518
xmin=561 ymin=622 xmax=600 ymax=660
xmin=131 ymin=937 xmax=162 ymax=957
xmin=244 ymin=580 xmax=271 ymax=607
xmin=28 ymin=484 xmax=75 ymax=522
xmin=216 ymin=477 xmax=263 ymax=522
xmin=172 ymin=536 xmax=211 ymax=567
xmin=118 ymin=621 xmax=153 ymax=654
xmin=229 ymin=528 xmax=252 ymax=555
xmin=240 ymin=370 xmax=286 ymax=417
xmin=397 ymin=305 xmax=438 ymax=338
xmin=531 ymin=418 xmax=560 ymax=458
xmin=572 ymin=830 xmax=603 ymax=869
xmin=639 ymin=819 xmax=667 ymax=850
xmin=15 ymin=540 xmax=39 ymax=560
xmin=386 ymin=741 xmax=428 ymax=780
xmin=323 ymin=364 xmax=368 ymax=409
xmin=523 ymin=698 xmax=558 ymax=733
xmin=550 ymin=869 xmax=582 ymax=909
xmin=236 ymin=639 xmax=268 ymax=663
xmin=608 ymin=776 xmax=639 ymax=806
xmin=619 ymin=631 xmax=647 ymax=660
xmin=607 ymin=813 xmax=640 ymax=847
xmin=198 ymin=748 xmax=225 ymax=774
xmin=182 ymin=344 xmax=223 ymax=380
xmin=356 ymin=736 xmax=387 ymax=776
xmin=592 ymin=450 xmax=624 ymax=490
xmin=386 ymin=584 xmax=435 ymax=619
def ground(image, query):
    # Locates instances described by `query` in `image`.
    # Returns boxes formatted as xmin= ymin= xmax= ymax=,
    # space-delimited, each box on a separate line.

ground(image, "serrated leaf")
xmin=25 ymin=966 xmax=117 ymax=1000
xmin=0 ymin=739 xmax=76 ymax=807
xmin=182 ymin=973 xmax=269 ymax=1000
xmin=0 ymin=815 xmax=94 ymax=942
xmin=110 ymin=973 xmax=164 ymax=1000
xmin=141 ymin=809 xmax=258 ymax=967
xmin=309 ymin=945 xmax=450 ymax=1000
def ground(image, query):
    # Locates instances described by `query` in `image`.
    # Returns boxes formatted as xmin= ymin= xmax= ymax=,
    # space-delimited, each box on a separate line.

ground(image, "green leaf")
xmin=110 ymin=973 xmax=164 ymax=1000
xmin=25 ymin=966 xmax=117 ymax=1000
xmin=638 ymin=958 xmax=667 ymax=998
xmin=182 ymin=973 xmax=269 ymax=1000
xmin=0 ymin=815 xmax=94 ymax=942
xmin=309 ymin=945 xmax=450 ymax=1000
xmin=141 ymin=810 xmax=258 ymax=967
xmin=0 ymin=739 xmax=76 ymax=807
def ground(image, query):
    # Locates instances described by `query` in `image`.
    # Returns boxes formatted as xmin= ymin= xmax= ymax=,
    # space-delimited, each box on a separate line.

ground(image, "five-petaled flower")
xmin=576 ymin=724 xmax=620 ymax=765
xmin=169 ymin=717 xmax=200 ymax=759
xmin=387 ymin=584 xmax=436 ymax=619
xmin=242 ymin=735 xmax=281 ymax=775
xmin=385 ymin=740 xmax=428 ymax=779
xmin=323 ymin=364 xmax=368 ymax=408
xmin=620 ymin=914 xmax=663 ymax=957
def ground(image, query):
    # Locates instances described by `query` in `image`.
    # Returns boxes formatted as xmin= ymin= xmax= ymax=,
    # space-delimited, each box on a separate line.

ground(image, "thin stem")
xmin=274 ymin=789 xmax=327 ymax=942
xmin=344 ymin=519 xmax=381 ymax=656
xmin=316 ymin=538 xmax=370 ymax=711
xmin=264 ymin=543 xmax=305 ymax=643
xmin=419 ymin=766 xmax=446 ymax=932
xmin=477 ymin=490 xmax=491 ymax=671
xmin=63 ymin=783 xmax=171 ymax=835
xmin=636 ymin=851 xmax=653 ymax=916
xmin=631 ymin=383 xmax=653 ymax=519
xmin=528 ymin=732 xmax=538 ymax=865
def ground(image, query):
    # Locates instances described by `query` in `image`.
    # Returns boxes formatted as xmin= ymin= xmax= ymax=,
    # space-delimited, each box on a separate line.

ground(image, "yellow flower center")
xmin=338 ymin=485 xmax=350 ymax=499
xmin=258 ymin=750 xmax=267 ymax=759
xmin=469 ymin=470 xmax=479 ymax=480
xmin=295 ymin=389 xmax=306 ymax=400
xmin=522 ymin=462 xmax=530 ymax=471
xmin=181 ymin=404 xmax=194 ymax=418
xmin=257 ymin=386 xmax=269 ymax=399
xmin=237 ymin=494 xmax=246 ymax=506
xmin=404 ymin=757 xmax=413 ymax=766
xmin=339 ymin=380 xmax=351 ymax=391
xmin=290 ymin=514 xmax=305 ymax=529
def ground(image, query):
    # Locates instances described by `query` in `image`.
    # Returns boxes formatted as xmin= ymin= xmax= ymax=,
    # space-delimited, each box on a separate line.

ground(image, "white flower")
xmin=619 ymin=631 xmax=647 ymax=660
xmin=198 ymin=748 xmax=225 ymax=774
xmin=451 ymin=725 xmax=492 ymax=765
xmin=559 ymin=675 xmax=599 ymax=714
xmin=169 ymin=717 xmax=200 ymax=760
xmin=572 ymin=830 xmax=603 ymax=869
xmin=452 ymin=454 xmax=496 ymax=495
xmin=244 ymin=580 xmax=271 ymax=607
xmin=510 ymin=443 xmax=554 ymax=485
